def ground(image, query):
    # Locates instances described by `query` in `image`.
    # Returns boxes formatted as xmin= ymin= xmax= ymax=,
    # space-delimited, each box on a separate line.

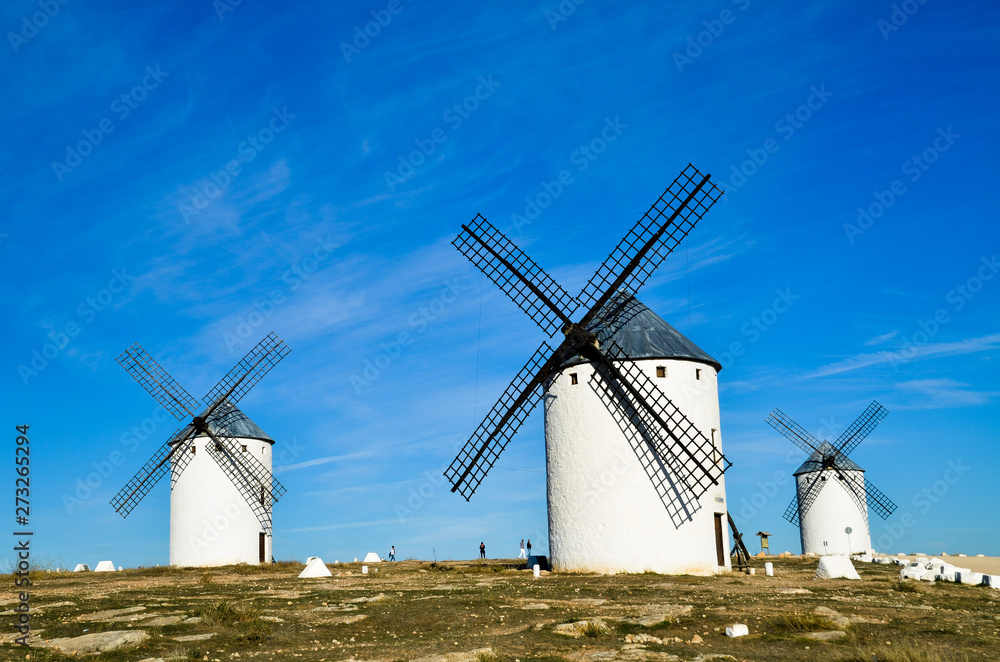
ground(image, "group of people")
xmin=478 ymin=539 xmax=533 ymax=559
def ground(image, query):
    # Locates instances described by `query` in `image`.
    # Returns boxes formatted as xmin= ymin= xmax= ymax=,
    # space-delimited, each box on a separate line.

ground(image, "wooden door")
xmin=714 ymin=513 xmax=725 ymax=566
xmin=259 ymin=533 xmax=266 ymax=563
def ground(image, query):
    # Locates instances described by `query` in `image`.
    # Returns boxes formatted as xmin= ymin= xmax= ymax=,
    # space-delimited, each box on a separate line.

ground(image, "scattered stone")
xmin=802 ymin=630 xmax=848 ymax=641
xmin=348 ymin=593 xmax=387 ymax=603
xmin=42 ymin=630 xmax=149 ymax=654
xmin=521 ymin=603 xmax=550 ymax=610
xmin=173 ymin=633 xmax=217 ymax=641
xmin=813 ymin=606 xmax=849 ymax=627
xmin=553 ymin=619 xmax=610 ymax=637
xmin=726 ymin=624 xmax=749 ymax=637
xmin=329 ymin=614 xmax=368 ymax=625
xmin=571 ymin=598 xmax=607 ymax=606
xmin=613 ymin=604 xmax=692 ymax=627
xmin=412 ymin=648 xmax=494 ymax=662
xmin=779 ymin=588 xmax=811 ymax=594
xmin=624 ymin=633 xmax=664 ymax=644
xmin=260 ymin=615 xmax=285 ymax=622
xmin=76 ymin=605 xmax=146 ymax=621
xmin=311 ymin=604 xmax=358 ymax=612
xmin=182 ymin=616 xmax=202 ymax=624
xmin=689 ymin=634 xmax=704 ymax=644
xmin=141 ymin=615 xmax=185 ymax=626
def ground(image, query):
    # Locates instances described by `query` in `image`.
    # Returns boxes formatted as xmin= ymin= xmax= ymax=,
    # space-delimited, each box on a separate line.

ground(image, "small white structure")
xmin=298 ymin=557 xmax=332 ymax=578
xmin=815 ymin=555 xmax=860 ymax=580
xmin=363 ymin=552 xmax=382 ymax=563
xmin=794 ymin=443 xmax=871 ymax=556
xmin=726 ymin=624 xmax=749 ymax=637
xmin=73 ymin=563 xmax=91 ymax=572
xmin=170 ymin=402 xmax=276 ymax=567
xmin=544 ymin=297 xmax=730 ymax=575
xmin=94 ymin=560 xmax=117 ymax=572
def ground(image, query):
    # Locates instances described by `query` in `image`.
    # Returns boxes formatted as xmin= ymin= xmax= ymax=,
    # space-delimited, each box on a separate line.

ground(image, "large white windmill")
xmin=445 ymin=164 xmax=734 ymax=575
xmin=111 ymin=333 xmax=290 ymax=567
xmin=766 ymin=402 xmax=897 ymax=556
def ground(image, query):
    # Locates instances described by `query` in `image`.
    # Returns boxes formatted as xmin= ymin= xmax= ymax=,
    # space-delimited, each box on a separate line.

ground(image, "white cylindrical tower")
xmin=170 ymin=402 xmax=275 ymax=567
xmin=794 ymin=445 xmax=871 ymax=555
xmin=543 ymin=296 xmax=730 ymax=575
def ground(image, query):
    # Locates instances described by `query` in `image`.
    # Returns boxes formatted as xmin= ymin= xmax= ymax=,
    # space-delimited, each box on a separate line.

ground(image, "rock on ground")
xmin=554 ymin=618 xmax=611 ymax=637
xmin=802 ymin=630 xmax=847 ymax=641
xmin=42 ymin=629 xmax=150 ymax=654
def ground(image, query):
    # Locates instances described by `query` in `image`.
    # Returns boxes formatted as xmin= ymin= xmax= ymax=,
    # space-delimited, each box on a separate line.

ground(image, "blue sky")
xmin=2 ymin=0 xmax=997 ymax=569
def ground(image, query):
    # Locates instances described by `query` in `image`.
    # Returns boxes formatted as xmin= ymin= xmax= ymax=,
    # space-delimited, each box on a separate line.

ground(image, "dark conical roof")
xmin=578 ymin=292 xmax=722 ymax=370
xmin=172 ymin=400 xmax=274 ymax=444
xmin=793 ymin=441 xmax=863 ymax=476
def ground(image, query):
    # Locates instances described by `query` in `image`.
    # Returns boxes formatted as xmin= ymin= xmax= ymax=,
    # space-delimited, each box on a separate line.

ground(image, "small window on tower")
xmin=190 ymin=445 xmax=196 ymax=455
xmin=241 ymin=444 xmax=248 ymax=453
xmin=259 ymin=487 xmax=266 ymax=505
xmin=695 ymin=368 xmax=702 ymax=380
xmin=570 ymin=373 xmax=579 ymax=385
xmin=656 ymin=366 xmax=666 ymax=378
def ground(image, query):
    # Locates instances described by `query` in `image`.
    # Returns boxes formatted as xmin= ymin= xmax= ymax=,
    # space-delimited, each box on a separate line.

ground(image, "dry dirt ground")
xmin=3 ymin=556 xmax=999 ymax=661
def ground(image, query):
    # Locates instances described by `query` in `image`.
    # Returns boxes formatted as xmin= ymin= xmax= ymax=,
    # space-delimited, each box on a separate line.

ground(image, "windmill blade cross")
xmin=117 ymin=344 xmax=201 ymax=421
xmin=765 ymin=408 xmax=823 ymax=456
xmin=203 ymin=332 xmax=291 ymax=407
xmin=444 ymin=342 xmax=557 ymax=500
xmin=454 ymin=215 xmax=577 ymax=336
xmin=782 ymin=493 xmax=801 ymax=526
xmin=835 ymin=401 xmax=888 ymax=457
xmin=577 ymin=164 xmax=723 ymax=325
xmin=832 ymin=465 xmax=870 ymax=526
xmin=593 ymin=340 xmax=727 ymax=496
xmin=203 ymin=428 xmax=286 ymax=532
xmin=110 ymin=427 xmax=197 ymax=518
xmin=864 ymin=476 xmax=898 ymax=520
xmin=792 ymin=470 xmax=828 ymax=522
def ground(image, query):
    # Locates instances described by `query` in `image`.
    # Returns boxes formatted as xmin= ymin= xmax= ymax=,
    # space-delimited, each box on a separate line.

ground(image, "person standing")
xmin=518 ymin=539 xmax=526 ymax=559
xmin=388 ymin=546 xmax=396 ymax=562
xmin=526 ymin=539 xmax=532 ymax=557
xmin=479 ymin=541 xmax=486 ymax=559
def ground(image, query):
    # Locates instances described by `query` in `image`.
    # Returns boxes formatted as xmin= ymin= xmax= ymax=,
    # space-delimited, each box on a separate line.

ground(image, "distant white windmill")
xmin=111 ymin=333 xmax=290 ymax=567
xmin=766 ymin=402 xmax=897 ymax=555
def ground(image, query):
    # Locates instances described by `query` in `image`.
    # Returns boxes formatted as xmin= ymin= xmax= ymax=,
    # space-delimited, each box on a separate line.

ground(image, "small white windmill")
xmin=111 ymin=333 xmax=290 ymax=567
xmin=766 ymin=402 xmax=897 ymax=556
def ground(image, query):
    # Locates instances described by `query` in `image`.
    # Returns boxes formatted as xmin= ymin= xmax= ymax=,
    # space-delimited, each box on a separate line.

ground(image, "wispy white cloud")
xmin=865 ymin=330 xmax=899 ymax=346
xmin=804 ymin=334 xmax=1000 ymax=379
xmin=892 ymin=378 xmax=999 ymax=410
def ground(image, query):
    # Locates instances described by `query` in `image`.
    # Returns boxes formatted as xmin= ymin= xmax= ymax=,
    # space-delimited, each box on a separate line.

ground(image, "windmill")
xmin=110 ymin=333 xmax=290 ymax=567
xmin=445 ymin=164 xmax=734 ymax=574
xmin=765 ymin=401 xmax=897 ymax=556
